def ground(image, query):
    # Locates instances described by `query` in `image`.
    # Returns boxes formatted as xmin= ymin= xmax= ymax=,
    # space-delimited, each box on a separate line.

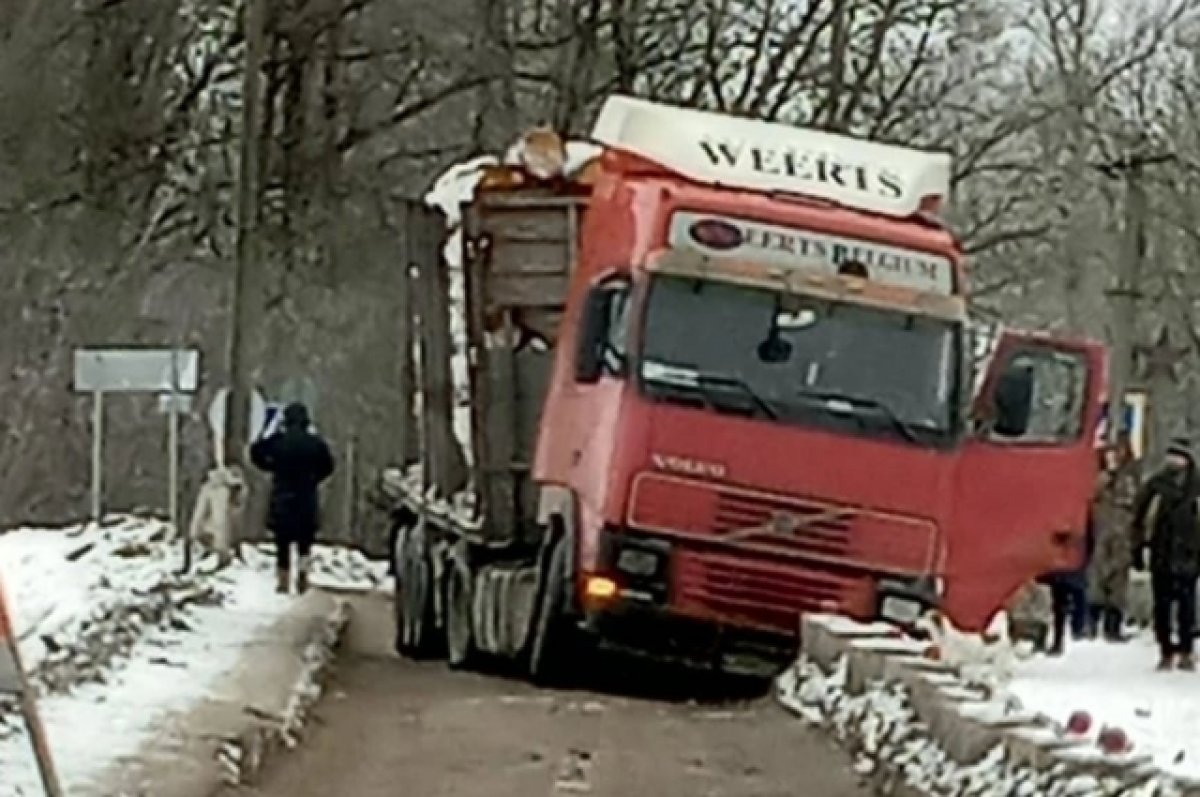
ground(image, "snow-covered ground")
xmin=1011 ymin=637 xmax=1200 ymax=782
xmin=0 ymin=517 xmax=387 ymax=795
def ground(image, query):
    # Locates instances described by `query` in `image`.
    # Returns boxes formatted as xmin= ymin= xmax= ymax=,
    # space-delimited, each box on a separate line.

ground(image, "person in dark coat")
xmin=1040 ymin=510 xmax=1096 ymax=656
xmin=250 ymin=403 xmax=335 ymax=594
xmin=1132 ymin=438 xmax=1200 ymax=671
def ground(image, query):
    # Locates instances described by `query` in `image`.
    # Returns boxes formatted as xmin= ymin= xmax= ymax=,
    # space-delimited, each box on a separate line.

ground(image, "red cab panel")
xmin=944 ymin=331 xmax=1107 ymax=629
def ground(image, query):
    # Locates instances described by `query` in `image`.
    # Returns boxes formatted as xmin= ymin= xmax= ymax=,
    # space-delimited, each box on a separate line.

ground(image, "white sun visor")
xmin=669 ymin=211 xmax=956 ymax=295
xmin=591 ymin=95 xmax=952 ymax=219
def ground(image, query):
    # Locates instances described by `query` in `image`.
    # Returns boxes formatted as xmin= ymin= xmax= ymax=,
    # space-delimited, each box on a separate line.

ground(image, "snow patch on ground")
xmin=777 ymin=656 xmax=1182 ymax=797
xmin=0 ymin=518 xmax=383 ymax=796
xmin=1011 ymin=638 xmax=1200 ymax=782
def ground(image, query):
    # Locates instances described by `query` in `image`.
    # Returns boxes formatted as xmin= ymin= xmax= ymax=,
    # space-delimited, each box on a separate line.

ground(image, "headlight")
xmin=616 ymin=548 xmax=660 ymax=577
xmin=880 ymin=594 xmax=924 ymax=625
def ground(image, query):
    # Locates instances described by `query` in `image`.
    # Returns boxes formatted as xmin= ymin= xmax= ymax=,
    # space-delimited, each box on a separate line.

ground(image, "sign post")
xmin=73 ymin=348 xmax=201 ymax=533
xmin=90 ymin=391 xmax=104 ymax=524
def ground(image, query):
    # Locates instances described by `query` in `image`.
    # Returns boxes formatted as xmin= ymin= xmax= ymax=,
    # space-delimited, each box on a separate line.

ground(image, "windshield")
xmin=638 ymin=275 xmax=960 ymax=443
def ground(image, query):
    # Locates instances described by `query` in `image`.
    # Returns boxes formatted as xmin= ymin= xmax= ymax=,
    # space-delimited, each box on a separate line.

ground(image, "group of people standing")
xmin=1044 ymin=437 xmax=1200 ymax=671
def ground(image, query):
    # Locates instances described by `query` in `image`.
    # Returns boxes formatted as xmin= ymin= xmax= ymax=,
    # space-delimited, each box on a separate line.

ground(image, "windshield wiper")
xmin=795 ymin=389 xmax=920 ymax=443
xmin=695 ymin=372 xmax=779 ymax=420
xmin=643 ymin=362 xmax=778 ymax=420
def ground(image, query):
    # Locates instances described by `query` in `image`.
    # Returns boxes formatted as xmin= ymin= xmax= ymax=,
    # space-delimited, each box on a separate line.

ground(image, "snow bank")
xmin=1011 ymin=639 xmax=1200 ymax=783
xmin=778 ymin=656 xmax=1178 ymax=797
xmin=0 ymin=518 xmax=384 ymax=795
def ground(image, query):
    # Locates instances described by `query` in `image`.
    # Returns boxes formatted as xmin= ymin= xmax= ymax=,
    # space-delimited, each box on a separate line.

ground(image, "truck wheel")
xmin=393 ymin=523 xmax=436 ymax=658
xmin=528 ymin=539 xmax=578 ymax=686
xmin=445 ymin=561 xmax=478 ymax=669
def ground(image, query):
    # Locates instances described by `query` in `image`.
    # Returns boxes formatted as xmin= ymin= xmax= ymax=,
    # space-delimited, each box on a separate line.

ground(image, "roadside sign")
xmin=73 ymin=349 xmax=199 ymax=393
xmin=260 ymin=402 xmax=284 ymax=438
xmin=72 ymin=348 xmax=200 ymax=529
xmin=1096 ymin=390 xmax=1147 ymax=458
xmin=157 ymin=394 xmax=194 ymax=415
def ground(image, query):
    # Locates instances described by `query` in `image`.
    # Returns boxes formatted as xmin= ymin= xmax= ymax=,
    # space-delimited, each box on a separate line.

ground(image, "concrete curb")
xmin=785 ymin=613 xmax=1200 ymax=797
xmin=215 ymin=597 xmax=351 ymax=789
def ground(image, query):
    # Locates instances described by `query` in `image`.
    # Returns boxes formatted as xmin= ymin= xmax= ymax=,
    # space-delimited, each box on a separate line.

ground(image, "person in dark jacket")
xmin=1132 ymin=438 xmax=1200 ymax=671
xmin=250 ymin=403 xmax=335 ymax=594
xmin=1040 ymin=510 xmax=1096 ymax=656
xmin=1036 ymin=454 xmax=1101 ymax=654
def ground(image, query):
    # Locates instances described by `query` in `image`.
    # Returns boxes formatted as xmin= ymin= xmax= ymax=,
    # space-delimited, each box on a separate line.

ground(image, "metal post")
xmin=1107 ymin=157 xmax=1146 ymax=444
xmin=343 ymin=436 xmax=357 ymax=543
xmin=91 ymin=391 xmax=104 ymax=525
xmin=169 ymin=351 xmax=185 ymax=570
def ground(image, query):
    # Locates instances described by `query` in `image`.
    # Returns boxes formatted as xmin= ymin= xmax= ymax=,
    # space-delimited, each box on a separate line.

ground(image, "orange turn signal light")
xmin=583 ymin=576 xmax=619 ymax=601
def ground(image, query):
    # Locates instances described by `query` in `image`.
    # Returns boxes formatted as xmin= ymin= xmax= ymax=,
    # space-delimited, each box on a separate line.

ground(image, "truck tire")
xmin=528 ymin=539 xmax=578 ymax=686
xmin=393 ymin=522 xmax=437 ymax=658
xmin=444 ymin=560 xmax=478 ymax=669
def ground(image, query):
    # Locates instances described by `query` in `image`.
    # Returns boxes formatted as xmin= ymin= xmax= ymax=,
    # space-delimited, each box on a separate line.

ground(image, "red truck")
xmin=378 ymin=96 xmax=1106 ymax=682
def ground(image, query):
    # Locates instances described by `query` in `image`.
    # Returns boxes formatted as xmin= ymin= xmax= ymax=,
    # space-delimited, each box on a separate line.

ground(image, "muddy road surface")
xmin=221 ymin=597 xmax=868 ymax=797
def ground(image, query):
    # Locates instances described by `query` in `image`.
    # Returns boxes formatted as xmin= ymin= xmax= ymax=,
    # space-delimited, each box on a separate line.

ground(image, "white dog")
xmin=913 ymin=609 xmax=1019 ymax=695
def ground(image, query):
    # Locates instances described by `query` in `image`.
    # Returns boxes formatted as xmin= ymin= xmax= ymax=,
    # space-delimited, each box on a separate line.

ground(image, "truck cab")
xmin=529 ymin=97 xmax=1103 ymax=674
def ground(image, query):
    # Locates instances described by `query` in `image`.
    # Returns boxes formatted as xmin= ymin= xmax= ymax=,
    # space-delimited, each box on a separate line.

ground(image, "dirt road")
xmin=222 ymin=650 xmax=868 ymax=797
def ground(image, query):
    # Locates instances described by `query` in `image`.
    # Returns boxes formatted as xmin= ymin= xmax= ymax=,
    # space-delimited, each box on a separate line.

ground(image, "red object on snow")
xmin=1066 ymin=711 xmax=1092 ymax=736
xmin=1098 ymin=726 xmax=1132 ymax=755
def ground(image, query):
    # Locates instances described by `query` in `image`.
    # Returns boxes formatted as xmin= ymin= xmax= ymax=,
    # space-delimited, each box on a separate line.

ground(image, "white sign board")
xmin=73 ymin=349 xmax=200 ymax=393
xmin=668 ymin=211 xmax=955 ymax=295
xmin=157 ymin=394 xmax=194 ymax=415
xmin=1095 ymin=391 xmax=1147 ymax=459
xmin=590 ymin=95 xmax=952 ymax=219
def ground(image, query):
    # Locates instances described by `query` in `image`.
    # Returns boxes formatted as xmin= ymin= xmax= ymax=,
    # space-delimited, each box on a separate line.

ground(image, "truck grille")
xmin=673 ymin=549 xmax=870 ymax=633
xmin=627 ymin=473 xmax=939 ymax=573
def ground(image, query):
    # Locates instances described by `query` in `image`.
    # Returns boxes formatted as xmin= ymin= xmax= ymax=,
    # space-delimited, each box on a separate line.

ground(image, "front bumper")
xmin=578 ymin=600 xmax=797 ymax=678
xmin=580 ymin=528 xmax=941 ymax=674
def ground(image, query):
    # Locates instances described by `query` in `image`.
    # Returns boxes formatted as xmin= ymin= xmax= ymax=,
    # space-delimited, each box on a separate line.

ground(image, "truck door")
xmin=944 ymin=331 xmax=1107 ymax=631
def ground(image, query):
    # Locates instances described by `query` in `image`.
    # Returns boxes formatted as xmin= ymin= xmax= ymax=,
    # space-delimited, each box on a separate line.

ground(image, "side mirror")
xmin=575 ymin=287 xmax=613 ymax=384
xmin=992 ymin=364 xmax=1033 ymax=438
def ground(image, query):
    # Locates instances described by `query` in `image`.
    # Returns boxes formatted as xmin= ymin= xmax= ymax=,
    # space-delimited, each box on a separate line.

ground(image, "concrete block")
xmin=935 ymin=702 xmax=1038 ymax=766
xmin=1003 ymin=725 xmax=1087 ymax=770
xmin=844 ymin=638 xmax=929 ymax=695
xmin=880 ymin=653 xmax=952 ymax=685
xmin=801 ymin=613 xmax=895 ymax=673
xmin=906 ymin=684 xmax=994 ymax=763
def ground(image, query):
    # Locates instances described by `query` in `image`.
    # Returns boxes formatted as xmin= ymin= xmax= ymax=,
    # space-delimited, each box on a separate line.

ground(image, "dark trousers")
xmin=1050 ymin=581 xmax=1088 ymax=650
xmin=274 ymin=526 xmax=315 ymax=570
xmin=1089 ymin=605 xmax=1125 ymax=640
xmin=1152 ymin=571 xmax=1197 ymax=657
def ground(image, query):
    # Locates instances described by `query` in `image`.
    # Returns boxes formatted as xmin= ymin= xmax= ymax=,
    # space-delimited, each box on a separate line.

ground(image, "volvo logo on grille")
xmin=768 ymin=511 xmax=800 ymax=536
xmin=725 ymin=506 xmax=855 ymax=542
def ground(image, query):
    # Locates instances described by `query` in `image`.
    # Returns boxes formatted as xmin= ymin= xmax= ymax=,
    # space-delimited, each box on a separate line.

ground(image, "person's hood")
xmin=1149 ymin=463 xmax=1197 ymax=497
xmin=283 ymin=402 xmax=310 ymax=430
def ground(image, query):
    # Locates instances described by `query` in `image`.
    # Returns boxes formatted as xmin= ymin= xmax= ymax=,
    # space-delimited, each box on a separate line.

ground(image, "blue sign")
xmin=1095 ymin=392 xmax=1147 ymax=457
xmin=260 ymin=402 xmax=283 ymax=438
